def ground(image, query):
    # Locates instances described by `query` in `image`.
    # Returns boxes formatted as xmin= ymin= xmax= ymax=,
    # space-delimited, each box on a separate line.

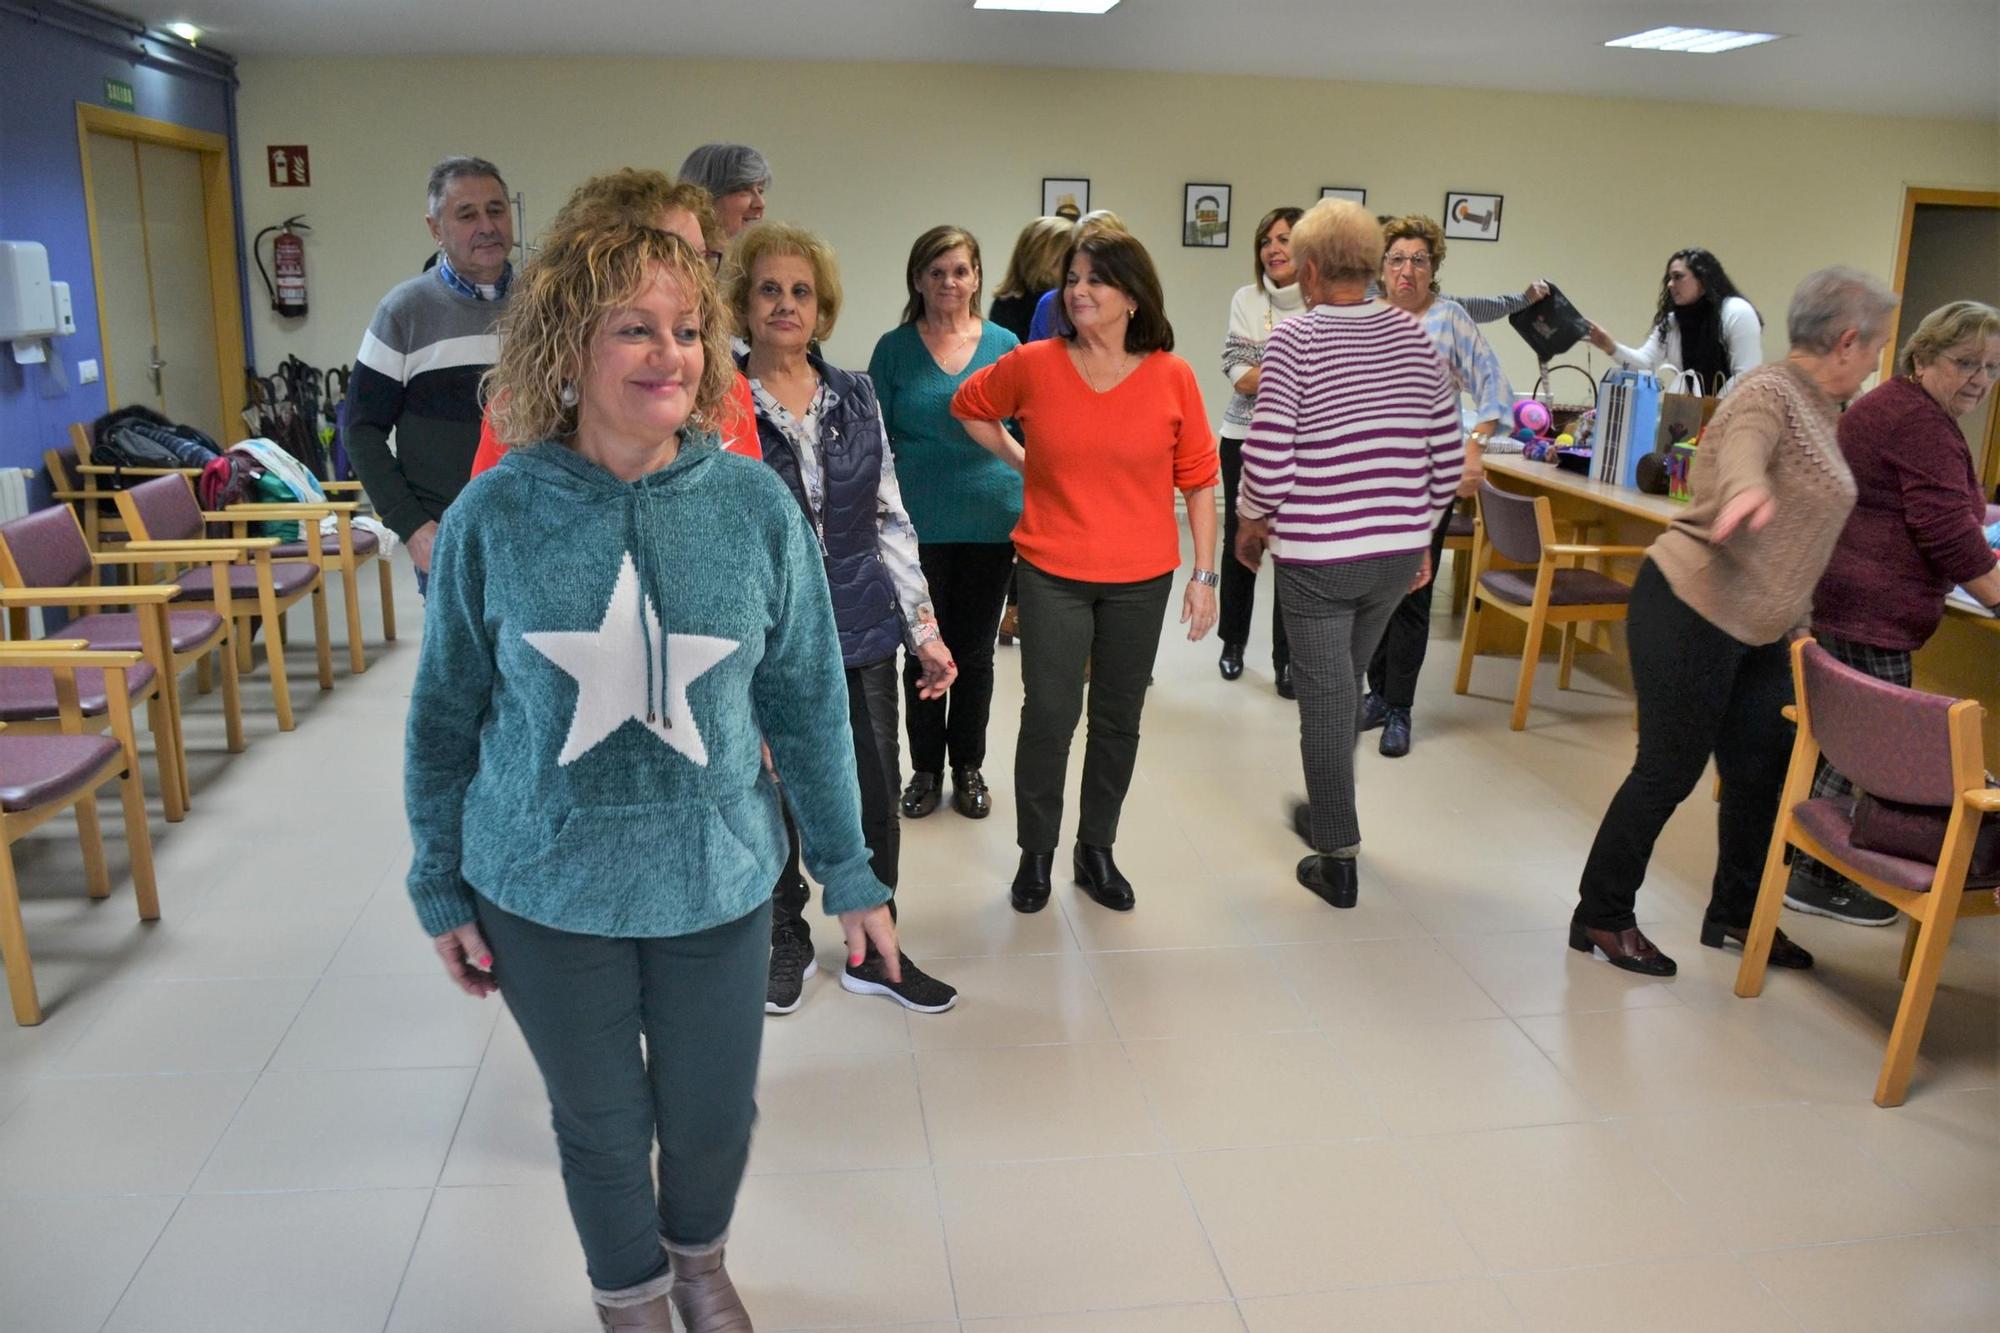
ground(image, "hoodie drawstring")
xmin=630 ymin=489 xmax=670 ymax=728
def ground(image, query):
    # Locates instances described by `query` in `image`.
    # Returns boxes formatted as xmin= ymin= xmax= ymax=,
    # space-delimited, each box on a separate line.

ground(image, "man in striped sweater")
xmin=346 ymin=155 xmax=514 ymax=590
xmin=1234 ymin=199 xmax=1462 ymax=909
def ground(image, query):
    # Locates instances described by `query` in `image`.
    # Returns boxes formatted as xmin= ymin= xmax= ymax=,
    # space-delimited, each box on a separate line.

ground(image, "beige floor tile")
xmin=1063 ymin=877 xmax=1256 ymax=952
xmin=1746 ymin=1230 xmax=2000 ymax=1333
xmin=938 ymin=1156 xmax=1228 ymax=1316
xmin=194 ymin=1065 xmax=475 ymax=1191
xmin=1500 ymin=1256 xmax=1796 ymax=1332
xmin=1176 ymin=1141 xmax=1481 ymax=1297
xmin=438 ymin=1015 xmax=561 ymax=1187
xmin=0 ymin=1071 xmax=252 ymax=1195
xmin=971 ymin=1306 xmax=1246 ymax=1332
xmin=749 ymin=1049 xmax=930 ymax=1174
xmin=1087 ymin=947 xmax=1307 ymax=1041
xmin=1404 ymin=1121 xmax=1714 ymax=1273
xmin=127 ymin=892 xmax=365 ymax=981
xmin=1810 ymin=1089 xmax=2000 ymax=1227
xmin=906 ymin=953 xmax=1117 ymax=1050
xmin=270 ymin=973 xmax=500 ymax=1070
xmin=1238 ymin=1280 xmax=1523 ymax=1331
xmin=1268 ymin=936 xmax=1503 ymax=1030
xmin=918 ymin=1041 xmax=1162 ymax=1162
xmin=1437 ymin=928 xmax=1682 ymax=1017
xmin=103 ymin=1188 xmax=430 ymax=1333
xmin=1329 ymin=1017 xmax=1601 ymax=1136
xmin=386 ymin=1183 xmax=596 ymax=1333
xmin=1619 ymin=1102 xmax=1954 ymax=1249
xmin=1381 ymin=856 xmax=1584 ymax=936
xmin=730 ymin=1167 xmax=957 ymax=1326
xmin=894 ymin=876 xmax=1081 ymax=959
xmin=1515 ymin=1005 xmax=1813 ymax=1115
xmin=324 ymin=885 xmax=447 ymax=976
xmin=1126 ymin=1030 xmax=1385 ymax=1150
xmin=49 ymin=976 xmax=314 ymax=1075
xmin=0 ymin=1195 xmax=180 ymax=1333
xmin=1223 ymin=870 xmax=1433 ymax=946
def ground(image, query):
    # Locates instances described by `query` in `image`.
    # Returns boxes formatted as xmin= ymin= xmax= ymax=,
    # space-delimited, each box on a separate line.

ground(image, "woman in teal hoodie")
xmin=406 ymin=217 xmax=896 ymax=1332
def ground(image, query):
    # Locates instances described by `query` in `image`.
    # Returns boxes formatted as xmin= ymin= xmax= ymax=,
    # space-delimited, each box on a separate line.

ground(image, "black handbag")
xmin=1509 ymin=282 xmax=1593 ymax=360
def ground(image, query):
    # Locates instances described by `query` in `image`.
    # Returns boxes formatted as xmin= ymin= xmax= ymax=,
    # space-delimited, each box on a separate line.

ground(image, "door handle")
xmin=148 ymin=345 xmax=165 ymax=395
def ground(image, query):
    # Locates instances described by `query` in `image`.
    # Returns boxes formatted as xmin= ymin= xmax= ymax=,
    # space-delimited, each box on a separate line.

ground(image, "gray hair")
xmin=1786 ymin=266 xmax=1900 ymax=355
xmin=1896 ymin=300 xmax=2000 ymax=376
xmin=426 ymin=156 xmax=507 ymax=219
xmin=676 ymin=143 xmax=771 ymax=198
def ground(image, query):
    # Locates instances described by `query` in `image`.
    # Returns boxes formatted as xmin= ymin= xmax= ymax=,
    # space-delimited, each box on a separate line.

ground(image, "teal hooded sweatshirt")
xmin=404 ymin=437 xmax=891 ymax=939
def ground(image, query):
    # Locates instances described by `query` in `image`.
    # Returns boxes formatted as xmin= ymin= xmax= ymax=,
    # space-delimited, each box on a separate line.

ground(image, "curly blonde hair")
xmin=1380 ymin=214 xmax=1446 ymax=291
xmin=545 ymin=168 xmax=723 ymax=253
xmin=725 ymin=222 xmax=844 ymax=343
xmin=484 ymin=220 xmax=735 ymax=448
xmin=1896 ymin=300 xmax=2000 ymax=377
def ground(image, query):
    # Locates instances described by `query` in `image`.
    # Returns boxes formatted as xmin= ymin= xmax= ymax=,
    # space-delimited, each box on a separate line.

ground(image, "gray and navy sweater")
xmin=346 ymin=266 xmax=509 ymax=539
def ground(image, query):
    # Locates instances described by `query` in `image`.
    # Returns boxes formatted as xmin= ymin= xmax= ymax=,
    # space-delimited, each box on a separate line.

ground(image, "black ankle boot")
xmin=1218 ymin=642 xmax=1245 ymax=681
xmin=1010 ymin=851 xmax=1053 ymax=913
xmin=1072 ymin=843 xmax=1135 ymax=911
xmin=1296 ymin=854 xmax=1358 ymax=909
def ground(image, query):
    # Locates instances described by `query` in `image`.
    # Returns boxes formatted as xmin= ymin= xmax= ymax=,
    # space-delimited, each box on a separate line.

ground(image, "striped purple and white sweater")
xmin=1237 ymin=302 xmax=1463 ymax=565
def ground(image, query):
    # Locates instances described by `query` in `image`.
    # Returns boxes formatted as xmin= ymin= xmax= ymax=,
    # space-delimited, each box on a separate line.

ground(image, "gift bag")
xmin=1508 ymin=282 xmax=1593 ymax=360
xmin=1656 ymin=369 xmax=1721 ymax=452
xmin=1592 ymin=369 xmax=1660 ymax=489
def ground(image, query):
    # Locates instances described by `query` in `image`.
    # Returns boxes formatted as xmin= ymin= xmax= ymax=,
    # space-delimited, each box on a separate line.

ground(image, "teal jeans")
xmin=474 ymin=894 xmax=770 ymax=1293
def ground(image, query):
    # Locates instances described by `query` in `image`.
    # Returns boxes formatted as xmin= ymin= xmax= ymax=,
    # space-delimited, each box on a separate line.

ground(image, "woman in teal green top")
xmin=868 ymin=224 xmax=1022 ymax=822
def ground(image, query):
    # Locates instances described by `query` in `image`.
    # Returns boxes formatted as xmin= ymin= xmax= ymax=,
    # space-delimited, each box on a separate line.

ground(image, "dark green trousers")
xmin=1013 ymin=559 xmax=1172 ymax=851
xmin=474 ymin=894 xmax=770 ymax=1294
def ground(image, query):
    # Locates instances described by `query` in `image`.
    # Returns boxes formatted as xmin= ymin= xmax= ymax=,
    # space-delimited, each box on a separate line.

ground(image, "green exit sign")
xmin=104 ymin=78 xmax=135 ymax=108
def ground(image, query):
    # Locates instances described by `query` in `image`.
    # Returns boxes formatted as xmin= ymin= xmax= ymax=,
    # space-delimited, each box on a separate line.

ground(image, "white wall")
xmin=234 ymin=56 xmax=2000 ymax=425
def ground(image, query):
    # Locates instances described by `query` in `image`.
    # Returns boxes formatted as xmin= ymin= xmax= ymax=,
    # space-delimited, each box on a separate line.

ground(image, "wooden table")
xmin=1476 ymin=454 xmax=2000 ymax=765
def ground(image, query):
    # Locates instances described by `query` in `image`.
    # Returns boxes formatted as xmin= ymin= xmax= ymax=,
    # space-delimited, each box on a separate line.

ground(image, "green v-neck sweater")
xmin=866 ymin=320 xmax=1022 ymax=543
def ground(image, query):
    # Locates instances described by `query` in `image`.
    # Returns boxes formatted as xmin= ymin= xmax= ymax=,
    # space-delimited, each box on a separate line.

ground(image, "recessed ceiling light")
xmin=166 ymin=20 xmax=202 ymax=42
xmin=973 ymin=1 xmax=1122 ymax=14
xmin=1605 ymin=26 xmax=1784 ymax=53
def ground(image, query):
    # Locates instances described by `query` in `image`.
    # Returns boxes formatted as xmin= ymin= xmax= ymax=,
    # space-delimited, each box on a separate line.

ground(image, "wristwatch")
xmin=1190 ymin=568 xmax=1219 ymax=588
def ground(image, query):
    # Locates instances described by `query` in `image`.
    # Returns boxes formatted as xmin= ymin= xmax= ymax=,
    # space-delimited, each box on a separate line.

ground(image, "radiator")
xmin=0 ymin=467 xmax=30 ymax=525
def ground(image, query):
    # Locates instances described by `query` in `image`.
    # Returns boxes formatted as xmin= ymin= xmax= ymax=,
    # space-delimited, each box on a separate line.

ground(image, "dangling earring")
xmin=559 ymin=381 xmax=579 ymax=408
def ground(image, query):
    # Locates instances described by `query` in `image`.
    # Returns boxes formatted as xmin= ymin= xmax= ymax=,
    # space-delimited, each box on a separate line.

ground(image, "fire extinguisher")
xmin=254 ymin=215 xmax=311 ymax=317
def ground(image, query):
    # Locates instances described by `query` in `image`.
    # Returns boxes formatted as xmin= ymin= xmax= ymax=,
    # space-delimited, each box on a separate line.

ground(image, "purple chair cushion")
xmin=1446 ymin=510 xmax=1476 ymax=540
xmin=0 ymin=506 xmax=93 ymax=587
xmin=1851 ymin=792 xmax=2000 ymax=881
xmin=62 ymin=610 xmax=225 ymax=654
xmin=1794 ymin=798 xmax=2000 ymax=893
xmin=1479 ymin=567 xmax=1632 ymax=608
xmin=0 ymin=733 xmax=122 ymax=812
xmin=122 ymin=474 xmax=205 ymax=542
xmin=172 ymin=561 xmax=318 ymax=602
xmin=0 ymin=663 xmax=158 ymax=722
xmin=271 ymin=528 xmax=380 ymax=559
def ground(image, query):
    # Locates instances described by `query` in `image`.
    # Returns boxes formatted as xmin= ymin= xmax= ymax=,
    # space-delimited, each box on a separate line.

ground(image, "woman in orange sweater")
xmin=953 ymin=230 xmax=1220 ymax=914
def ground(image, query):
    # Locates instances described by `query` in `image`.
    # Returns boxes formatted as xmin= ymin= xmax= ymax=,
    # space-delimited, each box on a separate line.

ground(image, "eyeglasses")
xmin=1384 ymin=254 xmax=1433 ymax=270
xmin=1942 ymin=354 xmax=2000 ymax=379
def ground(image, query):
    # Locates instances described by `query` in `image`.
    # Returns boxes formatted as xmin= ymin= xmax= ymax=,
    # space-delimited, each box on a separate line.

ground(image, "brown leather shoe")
xmin=997 ymin=604 xmax=1019 ymax=646
xmin=595 ymin=1293 xmax=675 ymax=1330
xmin=1568 ymin=919 xmax=1677 ymax=976
xmin=1700 ymin=918 xmax=1814 ymax=969
xmin=669 ymin=1248 xmax=753 ymax=1332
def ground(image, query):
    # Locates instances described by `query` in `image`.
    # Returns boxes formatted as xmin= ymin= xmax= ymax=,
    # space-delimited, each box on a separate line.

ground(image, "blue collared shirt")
xmin=435 ymin=254 xmax=513 ymax=302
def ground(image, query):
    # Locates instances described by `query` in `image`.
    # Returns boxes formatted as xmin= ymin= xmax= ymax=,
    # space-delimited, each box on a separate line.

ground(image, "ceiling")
xmin=122 ymin=0 xmax=2000 ymax=121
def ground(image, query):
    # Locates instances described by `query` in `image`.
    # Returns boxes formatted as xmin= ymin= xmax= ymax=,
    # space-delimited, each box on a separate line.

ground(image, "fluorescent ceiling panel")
xmin=1605 ymin=26 xmax=1785 ymax=53
xmin=974 ymin=1 xmax=1122 ymax=13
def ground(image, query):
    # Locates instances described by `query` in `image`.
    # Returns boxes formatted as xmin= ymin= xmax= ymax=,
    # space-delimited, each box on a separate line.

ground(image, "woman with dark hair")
xmin=868 ymin=225 xmax=1022 ymax=822
xmin=1589 ymin=247 xmax=1763 ymax=395
xmin=1216 ymin=205 xmax=1307 ymax=691
xmin=953 ymin=230 xmax=1220 ymax=915
xmin=989 ymin=216 xmax=1072 ymax=344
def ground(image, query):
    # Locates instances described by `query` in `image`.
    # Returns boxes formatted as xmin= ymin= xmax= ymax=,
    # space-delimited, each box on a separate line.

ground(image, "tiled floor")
xmin=2 ymin=553 xmax=1996 ymax=1332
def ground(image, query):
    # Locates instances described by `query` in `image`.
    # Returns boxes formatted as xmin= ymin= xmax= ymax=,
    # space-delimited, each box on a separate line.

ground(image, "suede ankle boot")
xmin=670 ymin=1247 xmax=754 ymax=1332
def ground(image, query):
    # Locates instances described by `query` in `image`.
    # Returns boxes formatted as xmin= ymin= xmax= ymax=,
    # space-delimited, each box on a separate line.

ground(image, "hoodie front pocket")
xmin=534 ymin=796 xmax=771 ymax=934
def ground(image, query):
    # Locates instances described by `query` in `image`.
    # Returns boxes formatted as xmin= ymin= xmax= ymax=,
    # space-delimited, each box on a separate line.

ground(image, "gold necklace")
xmin=1077 ymin=347 xmax=1133 ymax=393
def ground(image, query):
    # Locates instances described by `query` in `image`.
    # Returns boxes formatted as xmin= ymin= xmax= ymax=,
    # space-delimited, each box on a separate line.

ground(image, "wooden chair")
xmin=114 ymin=475 xmax=331 ymax=732
xmin=1453 ymin=481 xmax=1647 ymax=731
xmin=45 ymin=423 xmax=203 ymax=560
xmin=1443 ymin=502 xmax=1477 ymax=617
xmin=1734 ymin=640 xmax=1999 ymax=1107
xmin=0 ymin=640 xmax=159 ymax=1026
xmin=212 ymin=498 xmax=393 ymax=675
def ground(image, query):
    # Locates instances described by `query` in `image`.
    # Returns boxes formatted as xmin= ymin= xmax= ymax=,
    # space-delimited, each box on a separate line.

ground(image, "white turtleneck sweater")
xmin=1220 ymin=275 xmax=1309 ymax=435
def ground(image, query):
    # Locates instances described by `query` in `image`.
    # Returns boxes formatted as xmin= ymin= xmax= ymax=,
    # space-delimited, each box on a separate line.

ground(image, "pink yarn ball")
xmin=1513 ymin=401 xmax=1553 ymax=436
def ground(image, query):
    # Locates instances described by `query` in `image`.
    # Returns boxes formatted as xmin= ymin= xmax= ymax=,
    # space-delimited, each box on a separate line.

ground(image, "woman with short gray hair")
xmin=677 ymin=142 xmax=770 ymax=239
xmin=1569 ymin=266 xmax=1898 ymax=978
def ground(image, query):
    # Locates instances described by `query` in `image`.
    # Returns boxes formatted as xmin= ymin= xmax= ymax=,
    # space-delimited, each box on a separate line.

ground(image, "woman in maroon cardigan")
xmin=1792 ymin=300 xmax=2000 ymax=926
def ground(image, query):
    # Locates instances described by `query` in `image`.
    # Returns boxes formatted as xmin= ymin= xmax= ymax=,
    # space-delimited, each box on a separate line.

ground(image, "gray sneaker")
xmin=765 ymin=928 xmax=817 ymax=1014
xmin=1783 ymin=867 xmax=1897 ymax=926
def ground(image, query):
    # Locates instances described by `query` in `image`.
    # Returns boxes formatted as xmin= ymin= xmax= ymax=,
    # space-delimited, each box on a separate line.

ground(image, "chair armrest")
xmin=93 ymin=547 xmax=244 ymax=567
xmin=124 ymin=537 xmax=282 ymax=553
xmin=0 ymin=586 xmax=179 ymax=606
xmin=0 ymin=644 xmax=142 ymax=669
xmin=218 ymin=502 xmax=361 ymax=517
xmin=321 ymin=480 xmax=363 ymax=493
xmin=1966 ymin=789 xmax=2000 ymax=814
xmin=1781 ymin=704 xmax=1798 ymax=722
xmin=1545 ymin=544 xmax=1652 ymax=559
xmin=75 ymin=463 xmax=203 ymax=477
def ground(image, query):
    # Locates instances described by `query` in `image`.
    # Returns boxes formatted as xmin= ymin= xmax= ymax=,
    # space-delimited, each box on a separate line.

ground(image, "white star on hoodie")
xmin=524 ymin=552 xmax=738 ymax=767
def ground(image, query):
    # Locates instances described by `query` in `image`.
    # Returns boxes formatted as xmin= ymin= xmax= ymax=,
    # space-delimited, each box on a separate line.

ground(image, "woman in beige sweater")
xmin=1569 ymin=267 xmax=1900 ymax=977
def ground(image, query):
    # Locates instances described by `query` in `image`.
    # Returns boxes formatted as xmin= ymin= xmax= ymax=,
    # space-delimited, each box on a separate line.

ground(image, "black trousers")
xmin=1013 ymin=560 xmax=1172 ymax=851
xmin=1366 ymin=507 xmax=1455 ymax=709
xmin=1576 ymin=561 xmax=1794 ymax=931
xmin=903 ymin=542 xmax=1016 ymax=775
xmin=1219 ymin=437 xmax=1289 ymax=667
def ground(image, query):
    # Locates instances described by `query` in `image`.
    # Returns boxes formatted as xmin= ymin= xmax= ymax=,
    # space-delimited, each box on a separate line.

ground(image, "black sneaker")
xmin=765 ymin=929 xmax=817 ymax=1014
xmin=841 ymin=952 xmax=958 ymax=1013
xmin=1784 ymin=869 xmax=1898 ymax=926
xmin=1359 ymin=691 xmax=1390 ymax=731
xmin=1379 ymin=706 xmax=1412 ymax=758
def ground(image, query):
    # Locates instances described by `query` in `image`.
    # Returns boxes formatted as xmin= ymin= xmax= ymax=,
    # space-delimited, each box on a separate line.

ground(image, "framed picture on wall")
xmin=1184 ymin=183 xmax=1230 ymax=247
xmin=1320 ymin=186 xmax=1367 ymax=204
xmin=1042 ymin=177 xmax=1089 ymax=221
xmin=1443 ymin=191 xmax=1504 ymax=241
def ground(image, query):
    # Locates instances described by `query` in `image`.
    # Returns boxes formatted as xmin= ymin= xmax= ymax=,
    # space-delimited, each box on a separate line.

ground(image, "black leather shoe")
xmin=1218 ymin=642 xmax=1245 ymax=681
xmin=1296 ymin=854 xmax=1358 ymax=908
xmin=1359 ymin=691 xmax=1390 ymax=732
xmin=1379 ymin=707 xmax=1412 ymax=758
xmin=1289 ymin=799 xmax=1314 ymax=849
xmin=1274 ymin=662 xmax=1296 ymax=700
xmin=1010 ymin=851 xmax=1053 ymax=913
xmin=1073 ymin=843 xmax=1135 ymax=911
xmin=1568 ymin=919 xmax=1677 ymax=976
xmin=950 ymin=766 xmax=991 ymax=819
xmin=1700 ymin=918 xmax=1814 ymax=969
xmin=900 ymin=772 xmax=941 ymax=819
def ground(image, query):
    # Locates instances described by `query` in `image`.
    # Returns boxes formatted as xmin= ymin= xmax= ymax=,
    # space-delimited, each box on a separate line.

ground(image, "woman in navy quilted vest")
xmin=732 ymin=222 xmax=961 ymax=1018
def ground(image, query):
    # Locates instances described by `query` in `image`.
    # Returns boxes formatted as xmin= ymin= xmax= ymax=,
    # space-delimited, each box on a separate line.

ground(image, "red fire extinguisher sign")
xmin=268 ymin=146 xmax=310 ymax=188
